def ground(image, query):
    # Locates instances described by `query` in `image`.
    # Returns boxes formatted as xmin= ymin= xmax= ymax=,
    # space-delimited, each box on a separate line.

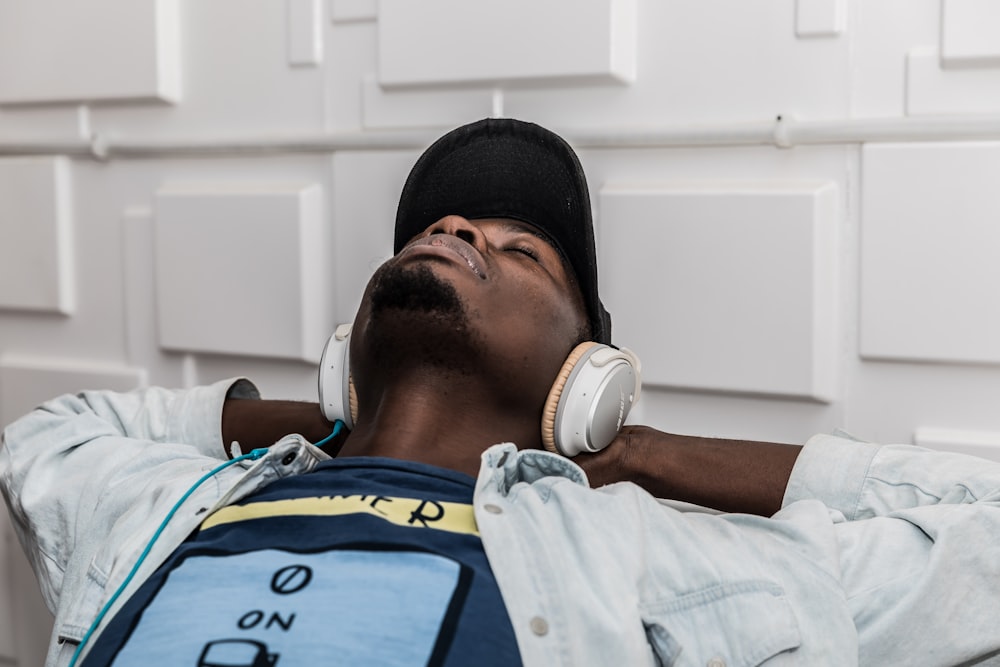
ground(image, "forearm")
xmin=221 ymin=398 xmax=347 ymax=457
xmin=578 ymin=425 xmax=801 ymax=516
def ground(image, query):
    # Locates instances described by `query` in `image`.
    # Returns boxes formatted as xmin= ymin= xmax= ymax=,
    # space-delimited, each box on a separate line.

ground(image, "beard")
xmin=370 ymin=261 xmax=464 ymax=317
xmin=365 ymin=261 xmax=481 ymax=373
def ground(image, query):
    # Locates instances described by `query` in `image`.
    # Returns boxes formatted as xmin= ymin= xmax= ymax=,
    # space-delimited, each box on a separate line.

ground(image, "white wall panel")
xmin=0 ymin=157 xmax=74 ymax=315
xmin=861 ymin=143 xmax=1000 ymax=364
xmin=0 ymin=106 xmax=88 ymax=144
xmin=600 ymin=182 xmax=838 ymax=401
xmin=154 ymin=183 xmax=326 ymax=362
xmin=91 ymin=1 xmax=326 ymax=141
xmin=914 ymin=426 xmax=1000 ymax=462
xmin=907 ymin=48 xmax=1000 ymax=114
xmin=331 ymin=152 xmax=414 ymax=323
xmin=0 ymin=0 xmax=180 ymax=105
xmin=506 ymin=1 xmax=850 ymax=128
xmin=851 ymin=0 xmax=939 ymax=118
xmin=331 ymin=0 xmax=376 ymax=23
xmin=796 ymin=0 xmax=846 ymax=37
xmin=846 ymin=353 xmax=1000 ymax=445
xmin=361 ymin=75 xmax=493 ymax=129
xmin=377 ymin=0 xmax=636 ymax=88
xmin=0 ymin=510 xmax=15 ymax=665
xmin=941 ymin=0 xmax=1000 ymax=67
xmin=0 ymin=358 xmax=145 ymax=428
xmin=288 ymin=0 xmax=324 ymax=67
xmin=0 ymin=512 xmax=14 ymax=661
xmin=325 ymin=7 xmax=376 ymax=129
xmin=121 ymin=208 xmax=190 ymax=389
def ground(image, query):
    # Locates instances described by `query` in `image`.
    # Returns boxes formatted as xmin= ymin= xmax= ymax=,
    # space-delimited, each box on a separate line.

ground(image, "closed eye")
xmin=506 ymin=246 xmax=540 ymax=262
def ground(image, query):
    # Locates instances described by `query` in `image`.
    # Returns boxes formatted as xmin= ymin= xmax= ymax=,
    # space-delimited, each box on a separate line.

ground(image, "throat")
xmin=335 ymin=381 xmax=543 ymax=477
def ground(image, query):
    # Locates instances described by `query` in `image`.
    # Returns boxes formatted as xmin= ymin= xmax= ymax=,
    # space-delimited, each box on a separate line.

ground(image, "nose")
xmin=422 ymin=215 xmax=488 ymax=253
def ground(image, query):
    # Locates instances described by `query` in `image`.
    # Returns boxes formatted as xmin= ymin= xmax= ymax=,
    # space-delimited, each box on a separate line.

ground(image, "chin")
xmin=370 ymin=262 xmax=463 ymax=315
xmin=364 ymin=262 xmax=482 ymax=373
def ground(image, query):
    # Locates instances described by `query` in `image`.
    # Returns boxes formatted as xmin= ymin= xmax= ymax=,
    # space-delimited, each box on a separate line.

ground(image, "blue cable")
xmin=311 ymin=419 xmax=344 ymax=449
xmin=68 ymin=420 xmax=345 ymax=666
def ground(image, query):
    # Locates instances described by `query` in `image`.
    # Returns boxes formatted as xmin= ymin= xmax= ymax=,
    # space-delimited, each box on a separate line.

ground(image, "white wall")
xmin=2 ymin=0 xmax=1000 ymax=661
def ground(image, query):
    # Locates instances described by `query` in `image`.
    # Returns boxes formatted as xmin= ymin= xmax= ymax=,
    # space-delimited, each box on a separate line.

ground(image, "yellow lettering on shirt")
xmin=201 ymin=495 xmax=480 ymax=536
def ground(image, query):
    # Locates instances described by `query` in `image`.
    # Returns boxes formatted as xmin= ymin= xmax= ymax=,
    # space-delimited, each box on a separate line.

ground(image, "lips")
xmin=399 ymin=235 xmax=487 ymax=279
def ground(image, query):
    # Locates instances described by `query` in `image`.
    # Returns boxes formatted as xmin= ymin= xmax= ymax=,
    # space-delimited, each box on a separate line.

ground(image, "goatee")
xmin=366 ymin=262 xmax=480 ymax=372
xmin=370 ymin=262 xmax=465 ymax=317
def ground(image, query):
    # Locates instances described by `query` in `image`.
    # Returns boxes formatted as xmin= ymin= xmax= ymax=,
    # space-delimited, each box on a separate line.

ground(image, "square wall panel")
xmin=0 ymin=157 xmax=74 ymax=314
xmin=796 ymin=0 xmax=846 ymax=37
xmin=907 ymin=48 xmax=1000 ymax=115
xmin=861 ymin=143 xmax=1000 ymax=364
xmin=377 ymin=0 xmax=636 ymax=88
xmin=942 ymin=0 xmax=1000 ymax=67
xmin=599 ymin=182 xmax=838 ymax=401
xmin=0 ymin=0 xmax=180 ymax=104
xmin=0 ymin=357 xmax=145 ymax=429
xmin=154 ymin=184 xmax=325 ymax=362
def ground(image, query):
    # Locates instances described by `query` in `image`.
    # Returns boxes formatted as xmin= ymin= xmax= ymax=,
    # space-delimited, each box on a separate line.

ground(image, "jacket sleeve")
xmin=782 ymin=432 xmax=1000 ymax=520
xmin=0 ymin=378 xmax=258 ymax=610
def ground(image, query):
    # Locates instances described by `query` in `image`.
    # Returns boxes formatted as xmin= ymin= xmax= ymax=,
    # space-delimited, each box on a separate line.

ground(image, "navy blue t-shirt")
xmin=83 ymin=456 xmax=522 ymax=666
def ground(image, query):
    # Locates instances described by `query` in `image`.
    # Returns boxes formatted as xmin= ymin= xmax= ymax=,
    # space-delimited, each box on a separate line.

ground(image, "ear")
xmin=541 ymin=343 xmax=642 ymax=457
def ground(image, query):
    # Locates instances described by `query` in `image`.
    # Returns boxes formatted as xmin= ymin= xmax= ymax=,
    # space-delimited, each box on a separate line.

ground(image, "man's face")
xmin=352 ymin=215 xmax=589 ymax=411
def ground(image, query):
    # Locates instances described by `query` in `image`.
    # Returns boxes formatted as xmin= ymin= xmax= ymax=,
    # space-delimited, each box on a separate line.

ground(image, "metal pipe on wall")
xmin=2 ymin=114 xmax=1000 ymax=159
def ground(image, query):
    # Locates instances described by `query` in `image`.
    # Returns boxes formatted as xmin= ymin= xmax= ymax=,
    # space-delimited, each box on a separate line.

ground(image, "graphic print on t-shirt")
xmin=86 ymin=458 xmax=521 ymax=667
xmin=111 ymin=548 xmax=470 ymax=666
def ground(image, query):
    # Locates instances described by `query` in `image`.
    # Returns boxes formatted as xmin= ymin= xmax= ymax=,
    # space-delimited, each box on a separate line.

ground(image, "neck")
xmin=335 ymin=370 xmax=545 ymax=477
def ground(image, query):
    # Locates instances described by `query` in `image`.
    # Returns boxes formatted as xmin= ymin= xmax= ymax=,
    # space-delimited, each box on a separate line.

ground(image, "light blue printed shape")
xmin=110 ymin=549 xmax=461 ymax=666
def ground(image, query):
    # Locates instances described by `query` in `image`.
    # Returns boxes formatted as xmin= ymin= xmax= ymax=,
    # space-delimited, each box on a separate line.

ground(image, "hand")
xmin=573 ymin=425 xmax=648 ymax=488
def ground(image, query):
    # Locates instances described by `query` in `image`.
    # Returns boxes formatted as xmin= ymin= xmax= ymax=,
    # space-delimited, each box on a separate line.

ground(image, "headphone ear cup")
xmin=541 ymin=343 xmax=642 ymax=457
xmin=541 ymin=342 xmax=598 ymax=454
xmin=318 ymin=324 xmax=355 ymax=429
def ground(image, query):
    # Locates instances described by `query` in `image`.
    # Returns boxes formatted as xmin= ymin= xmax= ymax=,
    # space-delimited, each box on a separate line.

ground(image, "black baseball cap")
xmin=393 ymin=118 xmax=612 ymax=345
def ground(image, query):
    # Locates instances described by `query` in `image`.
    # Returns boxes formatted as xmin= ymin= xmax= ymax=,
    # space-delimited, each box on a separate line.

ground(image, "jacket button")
xmin=483 ymin=503 xmax=503 ymax=514
xmin=281 ymin=452 xmax=297 ymax=465
xmin=529 ymin=616 xmax=549 ymax=636
xmin=707 ymin=658 xmax=726 ymax=667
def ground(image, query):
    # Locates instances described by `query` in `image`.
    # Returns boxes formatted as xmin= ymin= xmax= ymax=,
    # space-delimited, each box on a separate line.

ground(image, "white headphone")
xmin=318 ymin=324 xmax=641 ymax=457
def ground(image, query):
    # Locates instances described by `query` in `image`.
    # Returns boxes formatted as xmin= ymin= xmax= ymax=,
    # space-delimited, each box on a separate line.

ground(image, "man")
xmin=3 ymin=118 xmax=1000 ymax=666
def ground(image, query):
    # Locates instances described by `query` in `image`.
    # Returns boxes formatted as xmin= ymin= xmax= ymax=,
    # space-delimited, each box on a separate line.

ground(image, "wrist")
xmin=620 ymin=426 xmax=679 ymax=497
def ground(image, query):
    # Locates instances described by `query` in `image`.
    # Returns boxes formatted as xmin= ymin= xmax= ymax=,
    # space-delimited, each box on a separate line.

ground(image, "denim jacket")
xmin=3 ymin=379 xmax=1000 ymax=666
